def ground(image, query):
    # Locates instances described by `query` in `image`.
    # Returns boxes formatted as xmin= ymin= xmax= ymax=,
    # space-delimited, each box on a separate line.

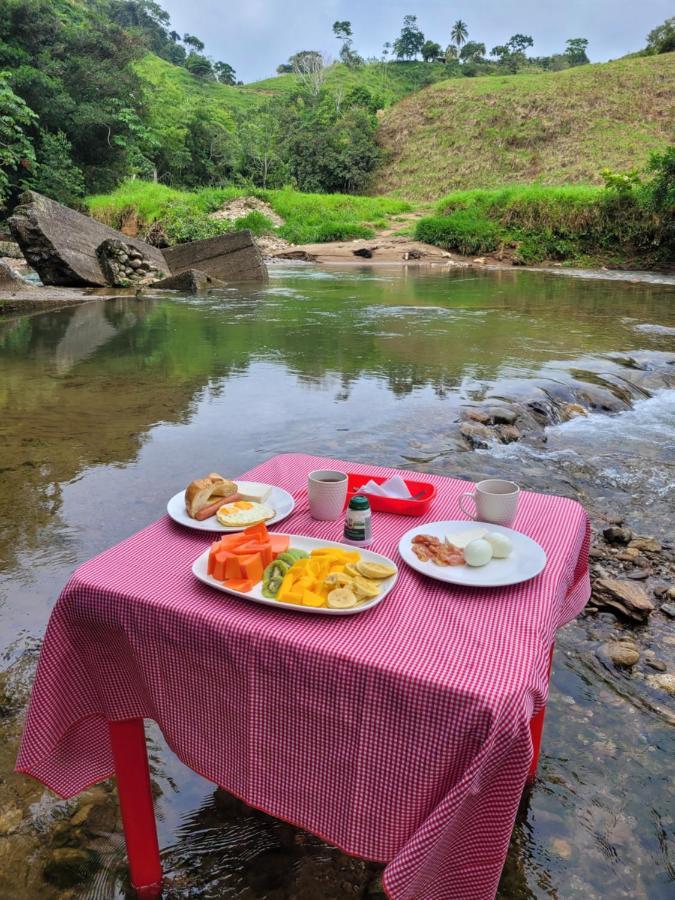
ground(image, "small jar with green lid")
xmin=343 ymin=494 xmax=372 ymax=546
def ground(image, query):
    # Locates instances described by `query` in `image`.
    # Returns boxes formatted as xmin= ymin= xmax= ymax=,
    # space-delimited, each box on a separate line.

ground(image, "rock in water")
xmin=151 ymin=269 xmax=227 ymax=292
xmin=8 ymin=190 xmax=169 ymax=287
xmin=603 ymin=641 xmax=640 ymax=667
xmin=162 ymin=229 xmax=267 ymax=283
xmin=0 ymin=260 xmax=25 ymax=290
xmin=592 ymin=577 xmax=655 ymax=621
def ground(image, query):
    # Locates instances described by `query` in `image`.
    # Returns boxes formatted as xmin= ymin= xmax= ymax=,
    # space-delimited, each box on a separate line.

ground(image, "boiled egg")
xmin=216 ymin=500 xmax=275 ymax=527
xmin=464 ymin=538 xmax=494 ymax=567
xmin=485 ymin=532 xmax=513 ymax=559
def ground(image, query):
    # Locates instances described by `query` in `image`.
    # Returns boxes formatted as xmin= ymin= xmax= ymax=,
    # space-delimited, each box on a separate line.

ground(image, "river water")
xmin=0 ymin=265 xmax=673 ymax=898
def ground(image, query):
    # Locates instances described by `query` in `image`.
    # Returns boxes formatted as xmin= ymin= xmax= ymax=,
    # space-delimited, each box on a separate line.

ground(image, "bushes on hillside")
xmin=414 ymin=163 xmax=674 ymax=268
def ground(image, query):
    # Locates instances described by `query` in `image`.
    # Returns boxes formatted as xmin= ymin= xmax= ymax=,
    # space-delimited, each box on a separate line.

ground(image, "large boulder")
xmin=8 ymin=190 xmax=169 ymax=287
xmin=162 ymin=229 xmax=267 ymax=283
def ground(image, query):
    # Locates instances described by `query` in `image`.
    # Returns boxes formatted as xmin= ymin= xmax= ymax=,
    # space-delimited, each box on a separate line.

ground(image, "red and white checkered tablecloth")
xmin=17 ymin=454 xmax=590 ymax=900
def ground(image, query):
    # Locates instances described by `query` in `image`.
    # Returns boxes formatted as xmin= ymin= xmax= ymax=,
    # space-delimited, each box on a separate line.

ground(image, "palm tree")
xmin=451 ymin=20 xmax=468 ymax=50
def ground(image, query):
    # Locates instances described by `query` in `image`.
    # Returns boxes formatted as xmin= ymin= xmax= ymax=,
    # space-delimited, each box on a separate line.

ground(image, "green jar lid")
xmin=349 ymin=494 xmax=370 ymax=510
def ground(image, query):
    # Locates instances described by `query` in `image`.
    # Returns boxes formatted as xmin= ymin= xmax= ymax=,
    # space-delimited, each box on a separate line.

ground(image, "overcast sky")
xmin=158 ymin=1 xmax=672 ymax=83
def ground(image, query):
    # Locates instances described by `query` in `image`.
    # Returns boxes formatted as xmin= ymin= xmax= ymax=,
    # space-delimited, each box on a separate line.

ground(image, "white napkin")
xmin=359 ymin=475 xmax=412 ymax=499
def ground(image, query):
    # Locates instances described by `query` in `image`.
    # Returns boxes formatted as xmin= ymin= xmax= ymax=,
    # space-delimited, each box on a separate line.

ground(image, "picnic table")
xmin=17 ymin=453 xmax=590 ymax=900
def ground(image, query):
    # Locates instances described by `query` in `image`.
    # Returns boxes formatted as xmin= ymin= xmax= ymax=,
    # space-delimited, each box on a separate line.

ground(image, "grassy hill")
xmin=242 ymin=60 xmax=454 ymax=106
xmin=374 ymin=54 xmax=675 ymax=199
xmin=134 ymin=53 xmax=455 ymax=137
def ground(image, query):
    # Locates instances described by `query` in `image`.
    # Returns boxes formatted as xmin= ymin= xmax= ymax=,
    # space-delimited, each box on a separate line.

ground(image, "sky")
xmin=158 ymin=0 xmax=673 ymax=83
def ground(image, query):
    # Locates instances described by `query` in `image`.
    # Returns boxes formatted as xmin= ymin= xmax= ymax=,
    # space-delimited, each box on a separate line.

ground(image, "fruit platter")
xmin=192 ymin=524 xmax=399 ymax=616
xmin=398 ymin=521 xmax=546 ymax=588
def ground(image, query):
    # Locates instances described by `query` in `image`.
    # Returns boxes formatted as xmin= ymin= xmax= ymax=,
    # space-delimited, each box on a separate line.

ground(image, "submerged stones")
xmin=601 ymin=641 xmax=640 ymax=668
xmin=151 ymin=268 xmax=227 ymax=292
xmin=592 ymin=577 xmax=654 ymax=621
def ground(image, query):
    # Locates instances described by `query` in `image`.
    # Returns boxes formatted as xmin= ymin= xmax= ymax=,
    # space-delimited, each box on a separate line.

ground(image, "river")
xmin=0 ymin=264 xmax=673 ymax=898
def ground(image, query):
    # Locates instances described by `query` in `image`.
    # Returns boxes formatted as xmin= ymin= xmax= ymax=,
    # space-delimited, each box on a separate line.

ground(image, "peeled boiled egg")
xmin=485 ymin=531 xmax=513 ymax=559
xmin=464 ymin=538 xmax=494 ymax=567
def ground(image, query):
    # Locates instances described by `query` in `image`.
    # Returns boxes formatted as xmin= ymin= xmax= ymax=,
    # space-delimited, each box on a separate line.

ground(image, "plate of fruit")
xmin=398 ymin=521 xmax=546 ymax=588
xmin=192 ymin=524 xmax=398 ymax=615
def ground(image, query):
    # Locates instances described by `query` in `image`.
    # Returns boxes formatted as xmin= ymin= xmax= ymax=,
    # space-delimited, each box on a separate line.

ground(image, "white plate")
xmin=192 ymin=534 xmax=399 ymax=616
xmin=167 ymin=484 xmax=295 ymax=532
xmin=398 ymin=520 xmax=547 ymax=588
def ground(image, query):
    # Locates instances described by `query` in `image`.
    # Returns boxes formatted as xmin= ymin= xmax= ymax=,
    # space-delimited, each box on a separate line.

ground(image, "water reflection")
xmin=1 ymin=265 xmax=674 ymax=898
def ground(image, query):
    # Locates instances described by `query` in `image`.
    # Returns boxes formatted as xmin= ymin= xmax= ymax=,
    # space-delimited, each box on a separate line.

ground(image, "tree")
xmin=30 ymin=129 xmax=85 ymax=206
xmin=444 ymin=44 xmax=459 ymax=61
xmin=238 ymin=102 xmax=288 ymax=188
xmin=564 ymin=38 xmax=589 ymax=66
xmin=645 ymin=17 xmax=675 ymax=54
xmin=451 ymin=20 xmax=468 ymax=50
xmin=332 ymin=19 xmax=361 ymax=66
xmin=183 ymin=33 xmax=205 ymax=52
xmin=284 ymin=105 xmax=380 ymax=193
xmin=290 ymin=50 xmax=327 ymax=95
xmin=185 ymin=53 xmax=214 ymax=78
xmin=507 ymin=33 xmax=534 ymax=54
xmin=394 ymin=15 xmax=425 ymax=60
xmin=0 ymin=74 xmax=36 ymax=206
xmin=181 ymin=113 xmax=237 ymax=187
xmin=214 ymin=61 xmax=236 ymax=85
xmin=459 ymin=41 xmax=485 ymax=63
xmin=421 ymin=40 xmax=442 ymax=62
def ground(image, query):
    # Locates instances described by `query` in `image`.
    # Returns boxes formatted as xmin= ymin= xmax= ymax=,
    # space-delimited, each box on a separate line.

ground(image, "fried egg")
xmin=216 ymin=500 xmax=275 ymax=527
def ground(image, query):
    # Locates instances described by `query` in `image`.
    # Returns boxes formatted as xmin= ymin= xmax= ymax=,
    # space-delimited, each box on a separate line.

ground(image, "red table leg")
xmin=527 ymin=644 xmax=555 ymax=784
xmin=108 ymin=719 xmax=162 ymax=898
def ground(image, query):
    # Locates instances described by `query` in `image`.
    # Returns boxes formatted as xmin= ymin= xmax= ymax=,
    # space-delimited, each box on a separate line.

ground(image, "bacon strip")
xmin=412 ymin=534 xmax=464 ymax=566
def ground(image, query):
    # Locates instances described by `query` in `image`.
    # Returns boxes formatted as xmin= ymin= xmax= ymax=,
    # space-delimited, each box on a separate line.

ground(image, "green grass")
xmin=415 ymin=183 xmax=671 ymax=267
xmin=243 ymin=60 xmax=455 ymax=107
xmin=375 ymin=54 xmax=675 ymax=199
xmin=87 ymin=180 xmax=411 ymax=244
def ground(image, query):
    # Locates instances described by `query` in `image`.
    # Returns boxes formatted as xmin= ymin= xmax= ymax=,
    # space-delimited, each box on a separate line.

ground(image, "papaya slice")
xmin=225 ymin=577 xmax=255 ymax=592
xmin=269 ymin=534 xmax=290 ymax=555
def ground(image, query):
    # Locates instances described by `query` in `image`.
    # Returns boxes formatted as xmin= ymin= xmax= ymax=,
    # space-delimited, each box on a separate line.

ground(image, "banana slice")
xmin=355 ymin=561 xmax=397 ymax=580
xmin=324 ymin=572 xmax=352 ymax=587
xmin=351 ymin=576 xmax=380 ymax=599
xmin=343 ymin=563 xmax=360 ymax=578
xmin=327 ymin=588 xmax=358 ymax=609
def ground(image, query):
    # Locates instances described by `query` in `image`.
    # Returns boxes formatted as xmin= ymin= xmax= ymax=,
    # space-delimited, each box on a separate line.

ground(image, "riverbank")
xmin=3 ymin=242 xmax=675 ymax=319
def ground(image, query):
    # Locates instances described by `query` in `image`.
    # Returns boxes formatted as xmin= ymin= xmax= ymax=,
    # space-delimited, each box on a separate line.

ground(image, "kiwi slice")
xmin=261 ymin=559 xmax=290 ymax=598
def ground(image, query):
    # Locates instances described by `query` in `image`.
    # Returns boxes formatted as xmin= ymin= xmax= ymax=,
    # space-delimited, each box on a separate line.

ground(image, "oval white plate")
xmin=192 ymin=534 xmax=398 ymax=616
xmin=398 ymin=520 xmax=547 ymax=588
xmin=167 ymin=484 xmax=295 ymax=532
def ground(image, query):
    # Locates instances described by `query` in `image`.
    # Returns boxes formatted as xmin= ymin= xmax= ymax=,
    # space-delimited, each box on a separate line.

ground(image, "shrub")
xmin=416 ymin=210 xmax=503 ymax=255
xmin=162 ymin=201 xmax=231 ymax=244
xmin=232 ymin=210 xmax=275 ymax=235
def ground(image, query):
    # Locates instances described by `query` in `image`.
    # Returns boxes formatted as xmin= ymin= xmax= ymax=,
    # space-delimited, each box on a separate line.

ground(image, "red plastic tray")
xmin=346 ymin=473 xmax=436 ymax=517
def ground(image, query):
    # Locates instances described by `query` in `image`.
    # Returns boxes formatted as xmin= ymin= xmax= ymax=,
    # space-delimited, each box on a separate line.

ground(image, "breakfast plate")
xmin=167 ymin=484 xmax=295 ymax=532
xmin=398 ymin=520 xmax=546 ymax=588
xmin=192 ymin=534 xmax=399 ymax=616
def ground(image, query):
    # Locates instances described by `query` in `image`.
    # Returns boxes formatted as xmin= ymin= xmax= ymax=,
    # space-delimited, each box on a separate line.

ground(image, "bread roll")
xmin=185 ymin=473 xmax=237 ymax=518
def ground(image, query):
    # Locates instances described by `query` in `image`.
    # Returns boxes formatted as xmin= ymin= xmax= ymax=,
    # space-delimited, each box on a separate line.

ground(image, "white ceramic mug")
xmin=459 ymin=479 xmax=520 ymax=527
xmin=308 ymin=470 xmax=348 ymax=521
